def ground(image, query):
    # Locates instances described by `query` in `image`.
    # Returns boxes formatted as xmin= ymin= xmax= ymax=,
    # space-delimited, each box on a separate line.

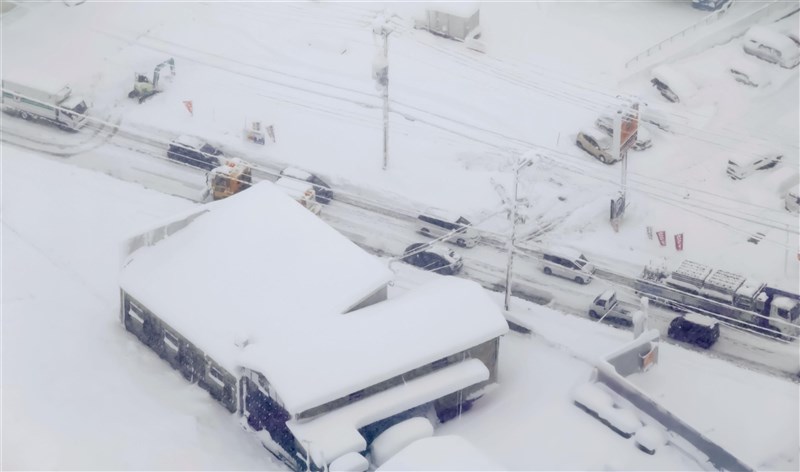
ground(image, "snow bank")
xmin=377 ymin=435 xmax=502 ymax=471
xmin=369 ymin=417 xmax=434 ymax=467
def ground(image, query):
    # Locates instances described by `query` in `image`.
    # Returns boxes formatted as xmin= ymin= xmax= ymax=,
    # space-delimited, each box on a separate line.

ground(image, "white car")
xmin=594 ymin=116 xmax=653 ymax=151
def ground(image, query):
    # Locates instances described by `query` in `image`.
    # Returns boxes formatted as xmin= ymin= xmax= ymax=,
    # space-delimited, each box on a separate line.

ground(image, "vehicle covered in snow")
xmin=279 ymin=166 xmax=334 ymax=204
xmin=667 ymin=312 xmax=720 ymax=349
xmin=742 ymin=25 xmax=800 ymax=69
xmin=728 ymin=58 xmax=769 ymax=87
xmin=402 ymin=243 xmax=463 ymax=275
xmin=1 ymin=78 xmax=89 ymax=130
xmin=785 ymin=185 xmax=800 ymax=214
xmin=576 ymin=127 xmax=617 ymax=164
xmin=691 ymin=0 xmax=730 ymax=11
xmin=167 ymin=135 xmax=224 ymax=171
xmin=650 ymin=65 xmax=697 ymax=103
xmin=588 ymin=289 xmax=632 ymax=326
xmin=726 ymin=142 xmax=783 ymax=180
xmin=416 ymin=209 xmax=480 ymax=248
xmin=635 ymin=260 xmax=800 ymax=338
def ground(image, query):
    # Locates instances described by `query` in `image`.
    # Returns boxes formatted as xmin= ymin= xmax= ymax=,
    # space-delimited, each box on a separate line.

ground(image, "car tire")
xmin=543 ymin=267 xmax=552 ymax=275
xmin=574 ymin=276 xmax=584 ymax=284
xmin=20 ymin=110 xmax=31 ymax=120
xmin=589 ymin=310 xmax=600 ymax=319
xmin=457 ymin=238 xmax=466 ymax=247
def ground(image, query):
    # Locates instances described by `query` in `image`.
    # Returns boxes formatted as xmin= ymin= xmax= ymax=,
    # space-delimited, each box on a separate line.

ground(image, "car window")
xmin=456 ymin=216 xmax=472 ymax=226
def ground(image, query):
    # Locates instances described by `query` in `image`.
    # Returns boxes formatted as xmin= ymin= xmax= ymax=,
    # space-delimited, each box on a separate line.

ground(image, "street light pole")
xmin=504 ymin=157 xmax=533 ymax=311
xmin=381 ymin=30 xmax=390 ymax=171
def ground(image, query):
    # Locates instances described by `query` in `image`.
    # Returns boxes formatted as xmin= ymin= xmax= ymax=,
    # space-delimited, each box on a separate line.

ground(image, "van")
xmin=542 ymin=247 xmax=595 ymax=284
xmin=785 ymin=186 xmax=800 ymax=214
xmin=417 ymin=210 xmax=480 ymax=248
xmin=726 ymin=145 xmax=783 ymax=180
xmin=167 ymin=135 xmax=223 ymax=171
xmin=650 ymin=65 xmax=697 ymax=103
xmin=742 ymin=26 xmax=800 ymax=69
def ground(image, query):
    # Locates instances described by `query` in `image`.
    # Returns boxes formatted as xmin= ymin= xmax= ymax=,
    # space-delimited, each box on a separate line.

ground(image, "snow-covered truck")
xmin=634 ymin=260 xmax=800 ymax=339
xmin=1 ymin=79 xmax=89 ymax=131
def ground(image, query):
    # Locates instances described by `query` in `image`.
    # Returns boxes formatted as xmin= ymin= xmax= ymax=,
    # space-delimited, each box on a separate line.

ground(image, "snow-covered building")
xmin=416 ymin=2 xmax=481 ymax=41
xmin=119 ymin=182 xmax=508 ymax=470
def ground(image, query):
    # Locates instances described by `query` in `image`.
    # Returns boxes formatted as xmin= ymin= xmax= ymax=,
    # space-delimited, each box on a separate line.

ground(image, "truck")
xmin=206 ymin=160 xmax=322 ymax=216
xmin=1 ymin=79 xmax=89 ymax=131
xmin=588 ymin=289 xmax=633 ymax=326
xmin=634 ymin=260 xmax=800 ymax=339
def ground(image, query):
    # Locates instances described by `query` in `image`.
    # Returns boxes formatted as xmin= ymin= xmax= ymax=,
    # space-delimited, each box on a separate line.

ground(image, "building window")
xmin=164 ymin=330 xmax=179 ymax=351
xmin=128 ymin=301 xmax=145 ymax=324
xmin=208 ymin=366 xmax=226 ymax=387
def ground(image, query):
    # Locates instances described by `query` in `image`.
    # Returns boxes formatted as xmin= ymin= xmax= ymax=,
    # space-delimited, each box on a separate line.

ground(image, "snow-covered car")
xmin=785 ymin=186 xmax=800 ymax=214
xmin=594 ymin=116 xmax=652 ymax=151
xmin=279 ymin=166 xmax=334 ymax=204
xmin=726 ymin=145 xmax=783 ymax=180
xmin=650 ymin=65 xmax=697 ymax=103
xmin=729 ymin=58 xmax=769 ymax=87
xmin=576 ymin=128 xmax=616 ymax=164
xmin=667 ymin=312 xmax=720 ymax=349
xmin=402 ymin=243 xmax=463 ymax=275
xmin=742 ymin=25 xmax=800 ymax=69
xmin=167 ymin=135 xmax=224 ymax=171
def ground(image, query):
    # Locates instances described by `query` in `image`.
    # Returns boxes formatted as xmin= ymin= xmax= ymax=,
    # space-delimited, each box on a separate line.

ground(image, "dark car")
xmin=402 ymin=243 xmax=463 ymax=275
xmin=280 ymin=167 xmax=334 ymax=204
xmin=667 ymin=313 xmax=720 ymax=349
xmin=167 ymin=135 xmax=224 ymax=171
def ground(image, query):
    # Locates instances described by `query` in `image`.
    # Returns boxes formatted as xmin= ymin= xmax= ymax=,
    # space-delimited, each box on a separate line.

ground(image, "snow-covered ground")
xmin=3 ymin=145 xmax=798 ymax=470
xmin=3 ymin=0 xmax=799 ymax=470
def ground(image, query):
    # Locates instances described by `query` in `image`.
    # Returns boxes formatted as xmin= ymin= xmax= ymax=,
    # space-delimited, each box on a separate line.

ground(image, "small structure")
xmin=119 ymin=182 xmax=508 ymax=470
xmin=416 ymin=3 xmax=481 ymax=42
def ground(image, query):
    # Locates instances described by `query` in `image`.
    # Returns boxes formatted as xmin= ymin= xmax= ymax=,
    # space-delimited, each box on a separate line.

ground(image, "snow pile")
xmin=377 ymin=435 xmax=502 ymax=471
xmin=369 ymin=417 xmax=434 ymax=467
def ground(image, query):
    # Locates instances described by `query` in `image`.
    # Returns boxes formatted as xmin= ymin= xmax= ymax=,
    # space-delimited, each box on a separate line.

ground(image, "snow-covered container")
xmin=416 ymin=2 xmax=481 ymax=41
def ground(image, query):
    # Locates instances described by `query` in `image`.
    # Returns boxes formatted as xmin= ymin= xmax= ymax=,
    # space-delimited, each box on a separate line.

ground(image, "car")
xmin=785 ymin=186 xmax=800 ymax=214
xmin=667 ymin=312 xmax=720 ymax=349
xmin=416 ymin=210 xmax=480 ymax=248
xmin=594 ymin=115 xmax=653 ymax=151
xmin=728 ymin=58 xmax=769 ymax=87
xmin=576 ymin=128 xmax=617 ymax=164
xmin=542 ymin=247 xmax=595 ymax=284
xmin=726 ymin=145 xmax=783 ymax=180
xmin=279 ymin=167 xmax=334 ymax=204
xmin=691 ymin=0 xmax=730 ymax=11
xmin=167 ymin=135 xmax=224 ymax=171
xmin=650 ymin=65 xmax=697 ymax=104
xmin=402 ymin=243 xmax=463 ymax=275
xmin=742 ymin=25 xmax=800 ymax=69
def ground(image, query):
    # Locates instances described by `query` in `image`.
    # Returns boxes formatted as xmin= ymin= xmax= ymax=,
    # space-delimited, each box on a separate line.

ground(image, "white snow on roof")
xmin=651 ymin=65 xmax=698 ymax=99
xmin=545 ymin=246 xmax=585 ymax=262
xmin=275 ymin=176 xmax=314 ymax=197
xmin=288 ymin=359 xmax=489 ymax=468
xmin=280 ymin=166 xmax=312 ymax=181
xmin=683 ymin=312 xmax=719 ymax=328
xmin=172 ymin=135 xmax=205 ymax=150
xmin=121 ymin=182 xmax=506 ymax=416
xmin=120 ymin=181 xmax=393 ymax=382
xmin=377 ymin=434 xmax=502 ymax=471
xmin=772 ymin=296 xmax=798 ymax=311
xmin=241 ymin=276 xmax=508 ymax=415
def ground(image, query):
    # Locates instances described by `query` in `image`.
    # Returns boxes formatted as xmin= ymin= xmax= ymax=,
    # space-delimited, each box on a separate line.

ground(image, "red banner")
xmin=183 ymin=100 xmax=193 ymax=116
xmin=675 ymin=233 xmax=684 ymax=251
xmin=656 ymin=230 xmax=666 ymax=247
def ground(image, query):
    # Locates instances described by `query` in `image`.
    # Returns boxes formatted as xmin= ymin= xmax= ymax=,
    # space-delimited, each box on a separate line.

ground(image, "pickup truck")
xmin=589 ymin=290 xmax=633 ymax=326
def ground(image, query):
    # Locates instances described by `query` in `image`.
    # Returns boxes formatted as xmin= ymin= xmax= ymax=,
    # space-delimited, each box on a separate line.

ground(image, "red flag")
xmin=183 ymin=100 xmax=193 ymax=116
xmin=656 ymin=230 xmax=666 ymax=247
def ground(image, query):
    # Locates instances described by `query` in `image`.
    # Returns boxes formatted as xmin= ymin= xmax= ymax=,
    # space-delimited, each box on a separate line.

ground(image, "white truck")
xmin=1 ymin=79 xmax=89 ymax=131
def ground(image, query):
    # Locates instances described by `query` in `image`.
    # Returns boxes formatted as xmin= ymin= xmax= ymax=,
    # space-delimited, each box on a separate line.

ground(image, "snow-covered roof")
xmin=172 ymin=135 xmax=206 ymax=150
xmin=671 ymin=260 xmax=712 ymax=283
xmin=682 ymin=312 xmax=718 ymax=328
xmin=544 ymin=246 xmax=586 ymax=262
xmin=651 ymin=65 xmax=698 ymax=99
xmin=421 ymin=207 xmax=469 ymax=225
xmin=280 ymin=166 xmax=312 ymax=181
xmin=241 ymin=276 xmax=508 ymax=415
xmin=424 ymin=244 xmax=461 ymax=263
xmin=120 ymin=181 xmax=393 ymax=384
xmin=704 ymin=269 xmax=746 ymax=295
xmin=772 ymin=296 xmax=798 ymax=311
xmin=121 ymin=182 xmax=506 ymax=416
xmin=429 ymin=2 xmax=479 ymax=18
xmin=377 ymin=435 xmax=502 ymax=471
xmin=288 ymin=359 xmax=489 ymax=467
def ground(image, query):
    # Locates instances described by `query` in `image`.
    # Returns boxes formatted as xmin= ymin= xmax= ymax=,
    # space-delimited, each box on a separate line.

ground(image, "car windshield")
xmin=575 ymin=256 xmax=588 ymax=268
xmin=71 ymin=101 xmax=88 ymax=114
xmin=200 ymin=144 xmax=218 ymax=155
xmin=456 ymin=216 xmax=472 ymax=226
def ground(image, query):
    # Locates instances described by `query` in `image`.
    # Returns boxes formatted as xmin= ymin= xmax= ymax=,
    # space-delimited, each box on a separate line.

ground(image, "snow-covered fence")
xmin=594 ymin=333 xmax=754 ymax=472
xmin=624 ymin=0 xmax=735 ymax=70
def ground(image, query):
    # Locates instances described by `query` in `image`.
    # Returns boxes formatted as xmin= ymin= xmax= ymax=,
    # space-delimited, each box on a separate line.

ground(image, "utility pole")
xmin=372 ymin=15 xmax=392 ymax=170
xmin=504 ymin=156 xmax=534 ymax=311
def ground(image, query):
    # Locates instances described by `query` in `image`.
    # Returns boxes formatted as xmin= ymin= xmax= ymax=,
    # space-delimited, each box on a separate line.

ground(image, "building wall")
xmin=296 ymin=337 xmax=500 ymax=421
xmin=121 ymin=290 xmax=237 ymax=412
